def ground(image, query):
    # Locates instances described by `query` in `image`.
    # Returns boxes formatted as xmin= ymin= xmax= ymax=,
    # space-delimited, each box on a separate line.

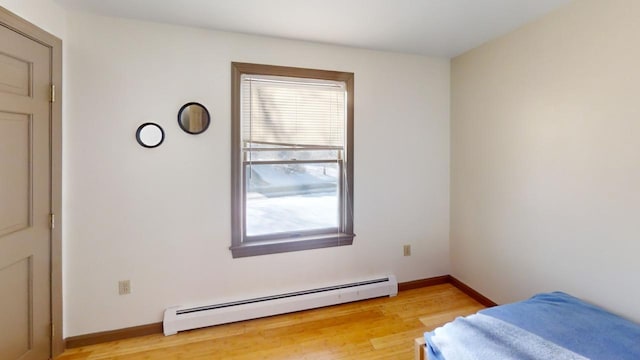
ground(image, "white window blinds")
xmin=241 ymin=74 xmax=346 ymax=149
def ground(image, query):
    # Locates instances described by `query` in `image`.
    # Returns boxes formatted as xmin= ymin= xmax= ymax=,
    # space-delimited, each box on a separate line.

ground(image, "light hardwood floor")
xmin=58 ymin=284 xmax=484 ymax=359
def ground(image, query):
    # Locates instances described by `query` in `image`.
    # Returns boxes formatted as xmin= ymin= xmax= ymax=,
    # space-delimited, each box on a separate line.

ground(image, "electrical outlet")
xmin=403 ymin=244 xmax=411 ymax=256
xmin=119 ymin=280 xmax=131 ymax=295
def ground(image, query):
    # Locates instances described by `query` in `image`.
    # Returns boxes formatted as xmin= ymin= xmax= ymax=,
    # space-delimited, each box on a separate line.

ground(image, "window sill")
xmin=230 ymin=233 xmax=355 ymax=258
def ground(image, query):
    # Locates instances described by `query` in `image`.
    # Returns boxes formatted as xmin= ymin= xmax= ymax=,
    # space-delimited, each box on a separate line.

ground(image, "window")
xmin=231 ymin=63 xmax=354 ymax=258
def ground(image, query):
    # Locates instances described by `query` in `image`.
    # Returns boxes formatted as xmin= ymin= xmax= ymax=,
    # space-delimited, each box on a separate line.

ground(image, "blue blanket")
xmin=425 ymin=292 xmax=640 ymax=360
xmin=427 ymin=313 xmax=587 ymax=360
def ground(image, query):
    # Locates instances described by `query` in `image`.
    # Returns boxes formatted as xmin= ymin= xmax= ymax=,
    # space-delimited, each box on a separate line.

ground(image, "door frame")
xmin=0 ymin=6 xmax=63 ymax=358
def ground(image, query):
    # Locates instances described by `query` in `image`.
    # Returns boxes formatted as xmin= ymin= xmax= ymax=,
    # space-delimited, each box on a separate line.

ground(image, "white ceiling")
xmin=54 ymin=0 xmax=572 ymax=57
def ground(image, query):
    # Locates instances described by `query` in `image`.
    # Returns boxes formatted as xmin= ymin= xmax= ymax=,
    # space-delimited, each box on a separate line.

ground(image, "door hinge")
xmin=50 ymin=84 xmax=56 ymax=103
xmin=49 ymin=214 xmax=55 ymax=229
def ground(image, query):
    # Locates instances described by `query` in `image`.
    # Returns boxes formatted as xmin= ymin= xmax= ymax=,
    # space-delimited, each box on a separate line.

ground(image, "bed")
xmin=414 ymin=291 xmax=640 ymax=360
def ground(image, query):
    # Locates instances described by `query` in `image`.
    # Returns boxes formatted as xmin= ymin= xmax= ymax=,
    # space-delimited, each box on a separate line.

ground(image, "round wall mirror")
xmin=136 ymin=122 xmax=165 ymax=148
xmin=178 ymin=102 xmax=210 ymax=135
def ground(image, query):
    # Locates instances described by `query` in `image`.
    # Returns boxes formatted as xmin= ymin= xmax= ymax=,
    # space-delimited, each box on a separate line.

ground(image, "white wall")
xmin=451 ymin=0 xmax=640 ymax=322
xmin=63 ymin=12 xmax=450 ymax=336
xmin=0 ymin=0 xmax=66 ymax=39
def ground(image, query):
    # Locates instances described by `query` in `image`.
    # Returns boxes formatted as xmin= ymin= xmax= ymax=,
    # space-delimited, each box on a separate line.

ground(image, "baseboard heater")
xmin=163 ymin=275 xmax=397 ymax=336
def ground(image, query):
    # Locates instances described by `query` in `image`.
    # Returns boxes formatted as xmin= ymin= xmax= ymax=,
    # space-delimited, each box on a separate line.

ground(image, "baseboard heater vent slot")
xmin=163 ymin=275 xmax=397 ymax=336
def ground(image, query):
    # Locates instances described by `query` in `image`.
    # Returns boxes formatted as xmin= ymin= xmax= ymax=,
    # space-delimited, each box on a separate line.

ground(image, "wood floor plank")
xmin=57 ymin=284 xmax=485 ymax=360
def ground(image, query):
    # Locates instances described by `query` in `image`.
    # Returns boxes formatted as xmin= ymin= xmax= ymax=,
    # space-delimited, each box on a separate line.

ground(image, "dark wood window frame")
xmin=230 ymin=62 xmax=354 ymax=258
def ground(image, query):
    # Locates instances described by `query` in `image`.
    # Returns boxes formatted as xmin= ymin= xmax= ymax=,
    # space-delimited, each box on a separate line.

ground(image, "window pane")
xmin=231 ymin=63 xmax=354 ymax=257
xmin=245 ymin=162 xmax=339 ymax=237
